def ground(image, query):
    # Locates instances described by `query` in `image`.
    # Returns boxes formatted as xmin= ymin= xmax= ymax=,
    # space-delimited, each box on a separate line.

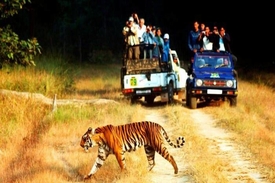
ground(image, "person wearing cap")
xmin=122 ymin=16 xmax=140 ymax=59
xmin=162 ymin=33 xmax=170 ymax=62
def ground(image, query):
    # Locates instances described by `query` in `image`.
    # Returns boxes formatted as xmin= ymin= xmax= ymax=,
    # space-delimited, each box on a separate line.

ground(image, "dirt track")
xmin=145 ymin=107 xmax=193 ymax=183
xmin=143 ymin=104 xmax=269 ymax=183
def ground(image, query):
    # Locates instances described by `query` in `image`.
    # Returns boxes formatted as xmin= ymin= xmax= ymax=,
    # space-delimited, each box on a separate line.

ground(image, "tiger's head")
xmin=80 ymin=127 xmax=102 ymax=152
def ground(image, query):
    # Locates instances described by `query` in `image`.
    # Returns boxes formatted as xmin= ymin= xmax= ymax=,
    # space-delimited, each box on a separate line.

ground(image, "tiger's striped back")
xmin=80 ymin=121 xmax=185 ymax=180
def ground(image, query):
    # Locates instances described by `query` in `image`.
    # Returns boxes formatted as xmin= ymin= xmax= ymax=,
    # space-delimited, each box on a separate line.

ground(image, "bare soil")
xmin=143 ymin=104 xmax=269 ymax=183
xmin=144 ymin=107 xmax=193 ymax=183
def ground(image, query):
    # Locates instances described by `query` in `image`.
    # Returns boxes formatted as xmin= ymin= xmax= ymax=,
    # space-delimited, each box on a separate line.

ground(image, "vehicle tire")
xmin=190 ymin=97 xmax=197 ymax=109
xmin=229 ymin=97 xmax=237 ymax=107
xmin=130 ymin=96 xmax=138 ymax=104
xmin=120 ymin=67 xmax=126 ymax=90
xmin=205 ymin=98 xmax=212 ymax=104
xmin=167 ymin=82 xmax=174 ymax=104
xmin=145 ymin=95 xmax=155 ymax=104
xmin=185 ymin=88 xmax=190 ymax=107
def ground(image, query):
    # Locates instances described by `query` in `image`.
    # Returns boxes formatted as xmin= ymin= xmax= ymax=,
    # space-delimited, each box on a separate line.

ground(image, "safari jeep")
xmin=121 ymin=45 xmax=188 ymax=104
xmin=185 ymin=51 xmax=238 ymax=109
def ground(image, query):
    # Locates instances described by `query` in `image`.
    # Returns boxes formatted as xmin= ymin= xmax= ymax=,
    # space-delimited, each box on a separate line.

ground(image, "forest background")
xmin=1 ymin=0 xmax=272 ymax=69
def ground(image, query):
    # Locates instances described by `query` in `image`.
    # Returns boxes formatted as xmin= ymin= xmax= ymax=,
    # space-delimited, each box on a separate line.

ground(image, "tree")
xmin=0 ymin=0 xmax=41 ymax=67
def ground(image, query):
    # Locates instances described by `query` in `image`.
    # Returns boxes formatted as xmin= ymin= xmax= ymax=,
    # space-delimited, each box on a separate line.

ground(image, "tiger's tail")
xmin=161 ymin=128 xmax=185 ymax=148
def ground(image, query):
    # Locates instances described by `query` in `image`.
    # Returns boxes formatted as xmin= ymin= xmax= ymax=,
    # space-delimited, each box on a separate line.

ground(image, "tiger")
xmin=80 ymin=121 xmax=185 ymax=180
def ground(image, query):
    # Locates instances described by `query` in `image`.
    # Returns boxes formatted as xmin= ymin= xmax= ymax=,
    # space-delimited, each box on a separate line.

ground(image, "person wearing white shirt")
xmin=122 ymin=17 xmax=140 ymax=59
xmin=198 ymin=26 xmax=213 ymax=51
xmin=137 ymin=18 xmax=146 ymax=43
xmin=137 ymin=18 xmax=146 ymax=59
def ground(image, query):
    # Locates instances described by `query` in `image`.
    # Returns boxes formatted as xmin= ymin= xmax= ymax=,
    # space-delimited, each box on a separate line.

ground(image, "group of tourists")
xmin=188 ymin=21 xmax=237 ymax=64
xmin=122 ymin=15 xmax=237 ymax=69
xmin=122 ymin=13 xmax=170 ymax=62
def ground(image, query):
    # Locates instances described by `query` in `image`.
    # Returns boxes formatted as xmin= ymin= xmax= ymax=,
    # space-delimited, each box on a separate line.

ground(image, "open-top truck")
xmin=121 ymin=45 xmax=188 ymax=104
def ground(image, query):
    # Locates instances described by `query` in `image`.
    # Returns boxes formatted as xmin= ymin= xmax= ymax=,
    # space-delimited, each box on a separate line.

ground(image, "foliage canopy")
xmin=0 ymin=0 xmax=41 ymax=67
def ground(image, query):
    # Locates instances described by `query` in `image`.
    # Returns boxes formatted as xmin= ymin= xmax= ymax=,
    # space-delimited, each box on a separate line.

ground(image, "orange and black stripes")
xmin=80 ymin=121 xmax=185 ymax=180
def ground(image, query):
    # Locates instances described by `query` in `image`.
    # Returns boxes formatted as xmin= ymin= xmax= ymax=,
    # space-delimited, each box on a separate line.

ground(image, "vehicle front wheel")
xmin=190 ymin=97 xmax=197 ymax=109
xmin=186 ymin=88 xmax=190 ymax=107
xmin=229 ymin=97 xmax=237 ymax=107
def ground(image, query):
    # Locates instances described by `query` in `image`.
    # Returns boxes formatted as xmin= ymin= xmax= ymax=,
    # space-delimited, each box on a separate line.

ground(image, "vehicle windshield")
xmin=194 ymin=55 xmax=232 ymax=69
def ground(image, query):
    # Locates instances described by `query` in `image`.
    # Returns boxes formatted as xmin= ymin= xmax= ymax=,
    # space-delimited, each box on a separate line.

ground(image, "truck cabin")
xmin=194 ymin=52 xmax=233 ymax=69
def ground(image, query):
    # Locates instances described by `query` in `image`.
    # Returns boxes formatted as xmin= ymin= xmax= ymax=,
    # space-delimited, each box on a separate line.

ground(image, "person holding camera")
xmin=200 ymin=23 xmax=205 ymax=32
xmin=131 ymin=13 xmax=139 ymax=25
xmin=142 ymin=25 xmax=156 ymax=59
xmin=219 ymin=26 xmax=237 ymax=64
xmin=122 ymin=16 xmax=140 ymax=59
xmin=211 ymin=26 xmax=222 ymax=52
xmin=198 ymin=25 xmax=212 ymax=51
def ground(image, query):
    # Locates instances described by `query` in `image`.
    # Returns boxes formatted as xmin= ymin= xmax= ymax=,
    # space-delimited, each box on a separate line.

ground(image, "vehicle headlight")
xmin=226 ymin=80 xmax=233 ymax=87
xmin=196 ymin=79 xmax=203 ymax=86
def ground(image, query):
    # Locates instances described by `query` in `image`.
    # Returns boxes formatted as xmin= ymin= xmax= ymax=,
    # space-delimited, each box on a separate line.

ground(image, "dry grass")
xmin=202 ymin=80 xmax=275 ymax=181
xmin=162 ymin=106 xmax=231 ymax=183
xmin=1 ymin=62 xmax=275 ymax=182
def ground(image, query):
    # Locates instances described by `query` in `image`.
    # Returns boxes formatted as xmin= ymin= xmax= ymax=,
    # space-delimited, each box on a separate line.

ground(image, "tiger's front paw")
xmin=83 ymin=174 xmax=92 ymax=180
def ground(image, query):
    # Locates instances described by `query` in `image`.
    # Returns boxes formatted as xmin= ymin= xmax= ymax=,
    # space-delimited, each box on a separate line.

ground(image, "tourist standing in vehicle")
xmin=122 ymin=16 xmax=140 ymax=59
xmin=219 ymin=26 xmax=231 ymax=52
xmin=219 ymin=26 xmax=238 ymax=64
xmin=142 ymin=25 xmax=156 ymax=59
xmin=198 ymin=25 xmax=212 ymax=51
xmin=137 ymin=18 xmax=146 ymax=59
xmin=152 ymin=26 xmax=156 ymax=36
xmin=137 ymin=18 xmax=146 ymax=43
xmin=162 ymin=33 xmax=170 ymax=62
xmin=200 ymin=23 xmax=205 ymax=33
xmin=211 ymin=26 xmax=221 ymax=52
xmin=153 ymin=27 xmax=164 ymax=59
xmin=187 ymin=21 xmax=201 ymax=75
xmin=131 ymin=13 xmax=139 ymax=25
xmin=188 ymin=21 xmax=201 ymax=58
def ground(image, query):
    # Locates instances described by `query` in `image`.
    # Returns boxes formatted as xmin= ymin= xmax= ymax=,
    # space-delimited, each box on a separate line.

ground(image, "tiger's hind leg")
xmin=157 ymin=144 xmax=178 ymax=174
xmin=144 ymin=145 xmax=156 ymax=171
xmin=114 ymin=149 xmax=126 ymax=171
